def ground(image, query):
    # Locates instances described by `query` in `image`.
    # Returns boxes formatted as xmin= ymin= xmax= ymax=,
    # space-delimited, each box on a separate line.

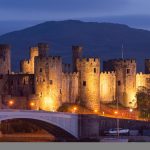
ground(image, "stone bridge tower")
xmin=0 ymin=44 xmax=11 ymax=74
xmin=76 ymin=58 xmax=100 ymax=111
xmin=103 ymin=59 xmax=137 ymax=108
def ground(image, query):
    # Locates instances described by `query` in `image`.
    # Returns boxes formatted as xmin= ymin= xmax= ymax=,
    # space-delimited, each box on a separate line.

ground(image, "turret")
xmin=72 ymin=46 xmax=83 ymax=72
xmin=76 ymin=58 xmax=100 ymax=111
xmin=38 ymin=43 xmax=49 ymax=57
xmin=0 ymin=44 xmax=11 ymax=74
xmin=103 ymin=59 xmax=137 ymax=108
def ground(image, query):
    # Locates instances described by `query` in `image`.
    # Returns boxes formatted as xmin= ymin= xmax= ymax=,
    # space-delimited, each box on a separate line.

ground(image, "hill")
xmin=0 ymin=20 xmax=150 ymax=71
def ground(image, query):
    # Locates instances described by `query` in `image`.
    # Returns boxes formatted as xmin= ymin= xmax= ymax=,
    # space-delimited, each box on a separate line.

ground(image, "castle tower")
xmin=0 ymin=44 xmax=11 ymax=74
xmin=38 ymin=43 xmax=49 ymax=57
xmin=103 ymin=59 xmax=137 ymax=108
xmin=145 ymin=59 xmax=150 ymax=74
xmin=76 ymin=58 xmax=100 ymax=111
xmin=34 ymin=44 xmax=62 ymax=111
xmin=20 ymin=46 xmax=39 ymax=74
xmin=72 ymin=46 xmax=83 ymax=72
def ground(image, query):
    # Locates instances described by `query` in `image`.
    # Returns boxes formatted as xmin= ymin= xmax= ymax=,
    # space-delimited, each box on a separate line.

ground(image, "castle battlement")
xmin=37 ymin=56 xmax=61 ymax=61
xmin=62 ymin=72 xmax=79 ymax=77
xmin=21 ymin=59 xmax=30 ymax=64
xmin=100 ymin=71 xmax=116 ymax=75
xmin=77 ymin=57 xmax=100 ymax=65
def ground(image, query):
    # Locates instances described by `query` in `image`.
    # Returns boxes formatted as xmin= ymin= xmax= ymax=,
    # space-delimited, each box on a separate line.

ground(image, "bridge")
xmin=0 ymin=110 xmax=100 ymax=141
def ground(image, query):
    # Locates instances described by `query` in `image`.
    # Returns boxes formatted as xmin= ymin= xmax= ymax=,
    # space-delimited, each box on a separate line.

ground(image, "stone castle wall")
xmin=136 ymin=72 xmax=150 ymax=90
xmin=2 ymin=74 xmax=34 ymax=96
xmin=100 ymin=71 xmax=116 ymax=103
xmin=76 ymin=58 xmax=100 ymax=111
xmin=62 ymin=72 xmax=79 ymax=104
xmin=20 ymin=47 xmax=39 ymax=74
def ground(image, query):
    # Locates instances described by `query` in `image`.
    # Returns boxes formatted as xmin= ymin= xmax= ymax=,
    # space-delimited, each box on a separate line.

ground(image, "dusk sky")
xmin=0 ymin=0 xmax=150 ymax=34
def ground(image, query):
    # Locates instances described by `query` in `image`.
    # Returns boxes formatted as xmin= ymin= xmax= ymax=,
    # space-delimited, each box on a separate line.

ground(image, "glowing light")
xmin=114 ymin=111 xmax=118 ymax=114
xmin=102 ymin=111 xmax=105 ymax=115
xmin=8 ymin=100 xmax=14 ymax=106
xmin=129 ymin=108 xmax=133 ymax=112
xmin=94 ymin=109 xmax=98 ymax=113
xmin=73 ymin=107 xmax=77 ymax=111
xmin=30 ymin=102 xmax=35 ymax=107
xmin=72 ymin=107 xmax=77 ymax=113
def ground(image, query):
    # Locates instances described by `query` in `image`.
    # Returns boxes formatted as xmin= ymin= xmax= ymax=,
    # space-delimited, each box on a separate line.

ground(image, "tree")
xmin=136 ymin=86 xmax=150 ymax=119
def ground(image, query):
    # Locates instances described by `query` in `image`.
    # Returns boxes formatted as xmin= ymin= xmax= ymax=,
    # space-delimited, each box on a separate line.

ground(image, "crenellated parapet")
xmin=136 ymin=72 xmax=150 ymax=90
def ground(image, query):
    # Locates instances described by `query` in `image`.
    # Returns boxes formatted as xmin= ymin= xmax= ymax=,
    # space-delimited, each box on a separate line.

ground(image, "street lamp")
xmin=8 ymin=100 xmax=14 ymax=107
xmin=94 ymin=109 xmax=98 ymax=113
xmin=73 ymin=107 xmax=77 ymax=113
xmin=129 ymin=108 xmax=133 ymax=113
xmin=30 ymin=102 xmax=35 ymax=107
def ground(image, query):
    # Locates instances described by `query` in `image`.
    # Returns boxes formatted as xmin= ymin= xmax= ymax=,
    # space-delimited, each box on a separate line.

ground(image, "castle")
xmin=0 ymin=43 xmax=150 ymax=112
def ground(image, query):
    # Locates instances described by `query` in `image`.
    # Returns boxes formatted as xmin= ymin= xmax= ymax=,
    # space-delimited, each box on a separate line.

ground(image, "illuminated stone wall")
xmin=0 ymin=74 xmax=35 ymax=96
xmin=136 ymin=72 xmax=150 ymax=90
xmin=100 ymin=71 xmax=116 ymax=103
xmin=76 ymin=58 xmax=100 ymax=111
xmin=34 ymin=56 xmax=62 ymax=111
xmin=0 ymin=44 xmax=11 ymax=74
xmin=20 ymin=47 xmax=39 ymax=74
xmin=62 ymin=72 xmax=79 ymax=104
xmin=103 ymin=59 xmax=137 ymax=108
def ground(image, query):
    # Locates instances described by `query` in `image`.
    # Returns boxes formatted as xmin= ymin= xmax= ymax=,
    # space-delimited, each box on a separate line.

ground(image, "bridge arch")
xmin=0 ymin=118 xmax=77 ymax=141
xmin=0 ymin=110 xmax=79 ymax=141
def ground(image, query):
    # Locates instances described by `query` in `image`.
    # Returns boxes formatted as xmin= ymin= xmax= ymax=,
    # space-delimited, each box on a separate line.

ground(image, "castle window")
xmin=60 ymin=89 xmax=62 ymax=94
xmin=127 ymin=69 xmax=130 ymax=74
xmin=40 ymin=68 xmax=42 ymax=73
xmin=118 ymin=81 xmax=121 ymax=86
xmin=94 ymin=68 xmax=96 ymax=73
xmin=50 ymin=80 xmax=53 ymax=85
xmin=83 ymin=81 xmax=86 ymax=86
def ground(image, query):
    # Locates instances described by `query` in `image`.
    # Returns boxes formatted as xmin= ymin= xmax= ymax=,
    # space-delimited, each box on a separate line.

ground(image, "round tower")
xmin=76 ymin=58 xmax=100 ymax=111
xmin=103 ymin=59 xmax=137 ymax=108
xmin=34 ymin=56 xmax=62 ymax=111
xmin=38 ymin=43 xmax=49 ymax=57
xmin=145 ymin=59 xmax=150 ymax=74
xmin=0 ymin=44 xmax=11 ymax=74
xmin=72 ymin=46 xmax=83 ymax=72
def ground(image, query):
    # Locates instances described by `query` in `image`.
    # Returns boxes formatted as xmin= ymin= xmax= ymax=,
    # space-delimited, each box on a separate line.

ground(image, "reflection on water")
xmin=0 ymin=133 xmax=56 ymax=142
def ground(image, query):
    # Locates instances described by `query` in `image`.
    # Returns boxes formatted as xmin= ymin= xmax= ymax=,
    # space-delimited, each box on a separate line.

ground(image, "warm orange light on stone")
xmin=114 ymin=111 xmax=118 ymax=114
xmin=94 ymin=109 xmax=98 ymax=113
xmin=8 ymin=100 xmax=14 ymax=106
xmin=30 ymin=102 xmax=35 ymax=107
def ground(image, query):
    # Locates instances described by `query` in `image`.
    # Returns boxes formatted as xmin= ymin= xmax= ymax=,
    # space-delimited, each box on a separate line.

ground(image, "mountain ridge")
xmin=0 ymin=20 xmax=150 ymax=71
